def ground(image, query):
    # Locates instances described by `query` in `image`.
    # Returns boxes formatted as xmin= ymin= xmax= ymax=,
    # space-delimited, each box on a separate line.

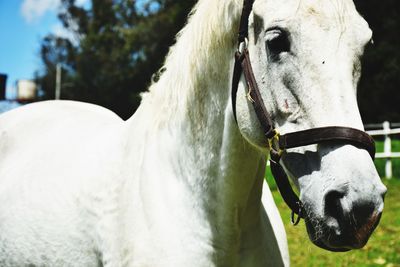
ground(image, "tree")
xmin=355 ymin=0 xmax=400 ymax=123
xmin=36 ymin=0 xmax=196 ymax=119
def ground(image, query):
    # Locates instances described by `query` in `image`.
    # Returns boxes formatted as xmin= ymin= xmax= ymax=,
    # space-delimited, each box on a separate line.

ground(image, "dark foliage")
xmin=355 ymin=0 xmax=400 ymax=123
xmin=36 ymin=0 xmax=196 ymax=119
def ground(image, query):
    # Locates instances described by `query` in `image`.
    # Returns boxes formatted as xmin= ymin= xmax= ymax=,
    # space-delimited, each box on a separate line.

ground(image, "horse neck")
xmin=132 ymin=0 xmax=267 ymax=262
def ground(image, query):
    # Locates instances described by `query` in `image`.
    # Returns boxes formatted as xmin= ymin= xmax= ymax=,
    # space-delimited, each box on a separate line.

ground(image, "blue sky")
xmin=0 ymin=0 xmax=88 ymax=99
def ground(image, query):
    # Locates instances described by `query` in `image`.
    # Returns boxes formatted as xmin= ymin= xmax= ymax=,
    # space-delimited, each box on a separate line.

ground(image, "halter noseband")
xmin=232 ymin=0 xmax=375 ymax=225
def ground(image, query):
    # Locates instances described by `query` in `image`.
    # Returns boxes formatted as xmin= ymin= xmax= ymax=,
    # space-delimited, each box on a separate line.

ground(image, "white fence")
xmin=366 ymin=121 xmax=400 ymax=179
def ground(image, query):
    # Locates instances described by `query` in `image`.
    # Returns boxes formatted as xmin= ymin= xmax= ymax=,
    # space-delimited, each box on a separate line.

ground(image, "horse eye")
xmin=266 ymin=29 xmax=290 ymax=56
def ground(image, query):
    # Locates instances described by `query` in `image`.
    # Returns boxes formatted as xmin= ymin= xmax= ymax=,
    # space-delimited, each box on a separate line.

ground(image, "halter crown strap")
xmin=238 ymin=0 xmax=254 ymax=43
xmin=232 ymin=0 xmax=275 ymax=139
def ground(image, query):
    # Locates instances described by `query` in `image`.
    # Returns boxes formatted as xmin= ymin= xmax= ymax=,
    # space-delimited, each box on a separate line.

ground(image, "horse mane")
xmin=139 ymin=0 xmax=354 ymax=124
xmin=140 ymin=0 xmax=242 ymax=122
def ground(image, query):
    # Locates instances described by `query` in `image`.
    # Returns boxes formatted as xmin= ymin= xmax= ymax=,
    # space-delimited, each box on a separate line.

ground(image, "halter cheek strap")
xmin=232 ymin=0 xmax=376 ymax=225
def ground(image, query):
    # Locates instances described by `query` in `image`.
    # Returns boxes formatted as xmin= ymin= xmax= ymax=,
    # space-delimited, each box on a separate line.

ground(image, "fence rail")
xmin=365 ymin=122 xmax=400 ymax=130
xmin=366 ymin=121 xmax=400 ymax=179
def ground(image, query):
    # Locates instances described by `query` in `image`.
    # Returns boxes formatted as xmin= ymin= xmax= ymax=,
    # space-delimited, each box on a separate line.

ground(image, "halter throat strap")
xmin=232 ymin=0 xmax=376 ymax=224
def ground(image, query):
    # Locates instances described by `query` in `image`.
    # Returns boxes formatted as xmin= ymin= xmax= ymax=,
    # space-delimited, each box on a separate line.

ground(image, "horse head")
xmin=234 ymin=0 xmax=386 ymax=251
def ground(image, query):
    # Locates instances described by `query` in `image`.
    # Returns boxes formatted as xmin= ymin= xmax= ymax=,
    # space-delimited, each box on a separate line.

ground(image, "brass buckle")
xmin=268 ymin=129 xmax=283 ymax=157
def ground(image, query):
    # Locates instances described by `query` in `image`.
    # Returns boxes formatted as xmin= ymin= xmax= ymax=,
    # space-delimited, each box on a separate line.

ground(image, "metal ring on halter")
xmin=268 ymin=129 xmax=283 ymax=157
xmin=238 ymin=37 xmax=249 ymax=54
xmin=291 ymin=202 xmax=302 ymax=226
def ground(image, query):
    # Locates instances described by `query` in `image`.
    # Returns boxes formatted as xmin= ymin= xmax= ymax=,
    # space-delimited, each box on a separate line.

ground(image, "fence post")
xmin=55 ymin=63 xmax=61 ymax=100
xmin=383 ymin=121 xmax=392 ymax=179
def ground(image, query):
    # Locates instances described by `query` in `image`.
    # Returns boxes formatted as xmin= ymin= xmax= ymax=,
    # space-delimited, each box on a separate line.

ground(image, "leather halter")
xmin=232 ymin=0 xmax=376 ymax=225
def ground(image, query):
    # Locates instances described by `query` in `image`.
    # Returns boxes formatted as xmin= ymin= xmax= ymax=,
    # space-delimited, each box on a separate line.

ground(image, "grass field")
xmin=374 ymin=140 xmax=400 ymax=178
xmin=266 ymin=139 xmax=400 ymax=266
xmin=269 ymin=178 xmax=400 ymax=267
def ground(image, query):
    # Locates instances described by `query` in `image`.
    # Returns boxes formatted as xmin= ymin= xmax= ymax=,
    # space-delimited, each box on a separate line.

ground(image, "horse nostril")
xmin=324 ymin=189 xmax=346 ymax=220
xmin=320 ymin=185 xmax=384 ymax=249
xmin=352 ymin=201 xmax=377 ymax=228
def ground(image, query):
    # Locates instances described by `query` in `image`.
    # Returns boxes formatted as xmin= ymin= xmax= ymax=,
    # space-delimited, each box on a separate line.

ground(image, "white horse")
xmin=0 ymin=0 xmax=386 ymax=266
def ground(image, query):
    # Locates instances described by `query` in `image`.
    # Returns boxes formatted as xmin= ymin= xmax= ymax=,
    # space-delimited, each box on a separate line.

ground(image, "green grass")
xmin=267 ymin=163 xmax=400 ymax=266
xmin=374 ymin=140 xmax=400 ymax=178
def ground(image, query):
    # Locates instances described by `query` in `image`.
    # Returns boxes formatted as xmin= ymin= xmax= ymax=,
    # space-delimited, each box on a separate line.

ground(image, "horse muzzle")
xmin=305 ymin=182 xmax=386 ymax=251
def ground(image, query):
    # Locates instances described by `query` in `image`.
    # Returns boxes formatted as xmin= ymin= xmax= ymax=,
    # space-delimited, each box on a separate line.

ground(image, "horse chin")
xmin=303 ymin=213 xmax=376 ymax=252
xmin=309 ymin=237 xmax=351 ymax=252
xmin=304 ymin=219 xmax=350 ymax=252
